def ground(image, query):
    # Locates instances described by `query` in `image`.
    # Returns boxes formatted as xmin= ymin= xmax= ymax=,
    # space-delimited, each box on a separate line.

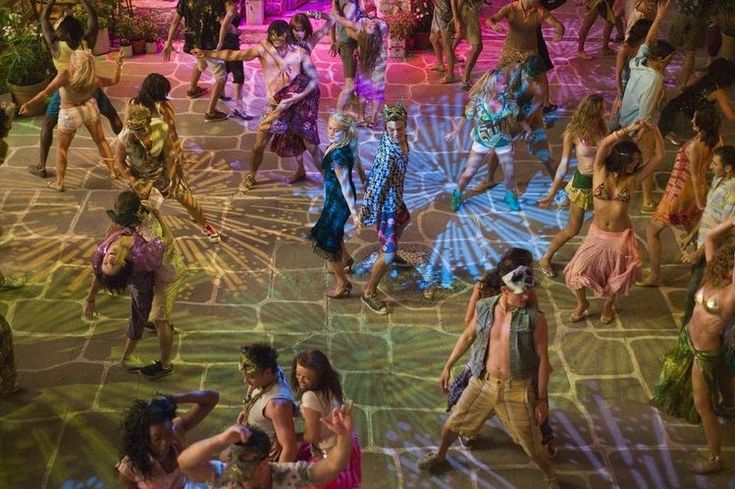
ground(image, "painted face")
xmin=295 ymin=364 xmax=318 ymax=391
xmin=148 ymin=421 xmax=174 ymax=458
xmin=269 ymin=32 xmax=288 ymax=48
xmin=101 ymin=238 xmax=130 ymax=276
xmin=223 ymin=444 xmax=268 ymax=488
xmin=385 ymin=120 xmax=406 ymax=145
xmin=327 ymin=119 xmax=347 ymax=144
xmin=711 ymin=154 xmax=726 ymax=177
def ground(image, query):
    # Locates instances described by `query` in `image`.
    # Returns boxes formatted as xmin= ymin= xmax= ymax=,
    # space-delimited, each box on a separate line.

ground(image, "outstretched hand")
xmin=536 ymin=194 xmax=554 ymax=208
xmin=83 ymin=299 xmax=96 ymax=320
xmin=321 ymin=402 xmax=354 ymax=436
xmin=219 ymin=424 xmax=253 ymax=445
xmin=163 ymin=43 xmax=177 ymax=61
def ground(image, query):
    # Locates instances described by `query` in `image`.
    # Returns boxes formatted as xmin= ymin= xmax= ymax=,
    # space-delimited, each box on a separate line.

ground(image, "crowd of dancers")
xmin=2 ymin=0 xmax=735 ymax=487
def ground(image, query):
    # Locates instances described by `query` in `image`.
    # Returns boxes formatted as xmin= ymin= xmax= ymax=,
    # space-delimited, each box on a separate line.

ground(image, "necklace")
xmin=498 ymin=297 xmax=519 ymax=315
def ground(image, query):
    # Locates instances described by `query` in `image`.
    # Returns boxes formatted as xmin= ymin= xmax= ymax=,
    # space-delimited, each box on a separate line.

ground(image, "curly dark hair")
xmin=56 ymin=16 xmax=84 ymax=48
xmin=693 ymin=104 xmax=721 ymax=148
xmin=240 ymin=343 xmax=279 ymax=373
xmin=714 ymin=145 xmax=735 ymax=172
xmin=703 ymin=244 xmax=735 ymax=290
xmin=291 ymin=349 xmax=344 ymax=404
xmin=95 ymin=256 xmax=135 ymax=294
xmin=704 ymin=58 xmax=735 ymax=89
xmin=133 ymin=74 xmax=171 ymax=114
xmin=477 ymin=248 xmax=534 ymax=298
xmin=119 ymin=396 xmax=177 ymax=478
xmin=267 ymin=20 xmax=296 ymax=45
xmin=604 ymin=140 xmax=641 ymax=174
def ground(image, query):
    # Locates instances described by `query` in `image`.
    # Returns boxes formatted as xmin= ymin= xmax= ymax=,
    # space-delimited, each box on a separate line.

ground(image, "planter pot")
xmin=412 ymin=31 xmax=432 ymax=51
xmin=93 ymin=27 xmax=111 ymax=55
xmin=7 ymin=78 xmax=51 ymax=117
xmin=131 ymin=40 xmax=146 ymax=55
xmin=145 ymin=41 xmax=158 ymax=54
xmin=119 ymin=44 xmax=133 ymax=58
xmin=388 ymin=35 xmax=406 ymax=60
xmin=719 ymin=28 xmax=735 ymax=62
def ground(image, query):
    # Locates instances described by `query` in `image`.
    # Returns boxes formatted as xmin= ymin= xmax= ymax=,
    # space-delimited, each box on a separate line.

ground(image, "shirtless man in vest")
xmin=419 ymin=265 xmax=558 ymax=488
xmin=194 ymin=20 xmax=320 ymax=194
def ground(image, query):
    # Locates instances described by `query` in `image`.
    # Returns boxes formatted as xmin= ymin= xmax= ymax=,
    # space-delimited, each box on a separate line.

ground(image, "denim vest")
xmin=467 ymin=295 xmax=540 ymax=380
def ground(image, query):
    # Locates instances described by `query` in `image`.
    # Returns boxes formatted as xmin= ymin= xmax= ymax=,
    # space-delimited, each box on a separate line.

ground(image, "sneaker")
xmin=140 ymin=361 xmax=174 ymax=379
xmin=201 ymin=223 xmax=222 ymax=243
xmin=0 ymin=275 xmax=25 ymax=291
xmin=690 ymin=455 xmax=723 ymax=474
xmin=232 ymin=108 xmax=253 ymax=121
xmin=204 ymin=110 xmax=229 ymax=122
xmin=186 ymin=86 xmax=208 ymax=99
xmin=504 ymin=191 xmax=522 ymax=211
xmin=121 ymin=355 xmax=148 ymax=372
xmin=418 ymin=451 xmax=447 ymax=470
xmin=458 ymin=435 xmax=475 ymax=449
xmin=450 ymin=189 xmax=462 ymax=211
xmin=239 ymin=173 xmax=256 ymax=193
xmin=219 ymin=94 xmax=232 ymax=101
xmin=27 ymin=164 xmax=48 ymax=178
xmin=144 ymin=321 xmax=156 ymax=334
xmin=362 ymin=294 xmax=388 ymax=315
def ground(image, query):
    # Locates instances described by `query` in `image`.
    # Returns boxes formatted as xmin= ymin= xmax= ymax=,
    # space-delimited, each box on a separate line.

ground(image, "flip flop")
xmin=569 ymin=309 xmax=589 ymax=322
xmin=28 ymin=165 xmax=48 ymax=178
xmin=47 ymin=180 xmax=64 ymax=192
xmin=600 ymin=313 xmax=616 ymax=324
xmin=539 ymin=263 xmax=556 ymax=278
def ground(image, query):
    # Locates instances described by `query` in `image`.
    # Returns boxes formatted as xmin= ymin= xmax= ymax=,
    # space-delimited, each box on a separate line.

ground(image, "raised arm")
xmin=96 ymin=54 xmax=124 ymax=88
xmin=79 ymin=0 xmax=99 ymax=49
xmin=217 ymin=1 xmax=238 ymax=50
xmin=307 ymin=405 xmax=355 ymax=485
xmin=538 ymin=131 xmax=575 ymax=207
xmin=195 ymin=45 xmax=262 ymax=61
xmin=170 ymin=390 xmax=220 ymax=433
xmin=644 ymin=0 xmax=671 ymax=46
xmin=330 ymin=11 xmax=359 ymax=33
xmin=307 ymin=11 xmax=336 ymax=49
xmin=179 ymin=425 xmax=250 ymax=483
xmin=593 ymin=120 xmax=644 ymax=171
xmin=463 ymin=283 xmax=482 ymax=325
xmin=40 ymin=0 xmax=58 ymax=54
xmin=614 ymin=45 xmax=630 ymax=98
xmin=711 ymin=89 xmax=735 ymax=121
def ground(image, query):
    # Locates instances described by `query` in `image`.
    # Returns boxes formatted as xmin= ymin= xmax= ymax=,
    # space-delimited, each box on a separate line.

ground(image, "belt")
xmin=479 ymin=371 xmax=531 ymax=387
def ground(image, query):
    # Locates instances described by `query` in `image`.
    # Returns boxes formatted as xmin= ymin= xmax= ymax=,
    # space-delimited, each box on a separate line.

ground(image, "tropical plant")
xmin=385 ymin=9 xmax=416 ymax=40
xmin=0 ymin=7 xmax=56 ymax=89
xmin=72 ymin=0 xmax=116 ymax=30
xmin=114 ymin=12 xmax=142 ymax=41
xmin=137 ymin=11 xmax=158 ymax=42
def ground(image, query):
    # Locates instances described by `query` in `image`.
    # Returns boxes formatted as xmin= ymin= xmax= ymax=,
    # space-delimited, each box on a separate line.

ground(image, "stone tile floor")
xmin=1 ymin=1 xmax=735 ymax=487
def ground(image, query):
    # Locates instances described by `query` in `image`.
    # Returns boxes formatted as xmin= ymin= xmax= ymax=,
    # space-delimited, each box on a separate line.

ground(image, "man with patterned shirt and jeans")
xmin=419 ymin=265 xmax=558 ymax=489
xmin=163 ymin=0 xmax=229 ymax=122
xmin=357 ymin=103 xmax=411 ymax=315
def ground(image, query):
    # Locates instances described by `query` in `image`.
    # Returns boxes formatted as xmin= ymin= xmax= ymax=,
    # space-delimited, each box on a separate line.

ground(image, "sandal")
xmin=538 ymin=262 xmax=556 ymax=278
xmin=429 ymin=64 xmax=446 ymax=72
xmin=461 ymin=81 xmax=472 ymax=91
xmin=47 ymin=180 xmax=64 ymax=192
xmin=28 ymin=164 xmax=48 ymax=178
xmin=0 ymin=275 xmax=25 ymax=290
xmin=690 ymin=455 xmax=723 ymax=474
xmin=418 ymin=451 xmax=447 ymax=471
xmin=326 ymin=282 xmax=352 ymax=299
xmin=201 ymin=223 xmax=222 ymax=243
xmin=440 ymin=75 xmax=458 ymax=84
xmin=238 ymin=173 xmax=256 ymax=193
xmin=641 ymin=202 xmax=656 ymax=213
xmin=600 ymin=313 xmax=616 ymax=324
xmin=569 ymin=309 xmax=589 ymax=322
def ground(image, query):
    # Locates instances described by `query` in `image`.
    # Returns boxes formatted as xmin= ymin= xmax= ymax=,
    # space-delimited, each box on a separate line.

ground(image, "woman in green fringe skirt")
xmin=651 ymin=217 xmax=735 ymax=475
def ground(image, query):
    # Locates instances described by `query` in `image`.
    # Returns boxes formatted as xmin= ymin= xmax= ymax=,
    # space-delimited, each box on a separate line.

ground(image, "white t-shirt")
xmin=300 ymin=391 xmax=340 ymax=451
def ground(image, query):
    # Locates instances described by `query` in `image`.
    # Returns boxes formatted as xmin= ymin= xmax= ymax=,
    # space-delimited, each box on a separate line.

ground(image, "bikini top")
xmin=593 ymin=182 xmax=631 ymax=203
xmin=695 ymin=288 xmax=720 ymax=315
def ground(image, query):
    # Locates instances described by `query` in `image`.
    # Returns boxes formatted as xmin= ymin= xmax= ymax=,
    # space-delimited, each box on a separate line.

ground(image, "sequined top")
xmin=593 ymin=182 xmax=631 ymax=202
xmin=695 ymin=288 xmax=720 ymax=315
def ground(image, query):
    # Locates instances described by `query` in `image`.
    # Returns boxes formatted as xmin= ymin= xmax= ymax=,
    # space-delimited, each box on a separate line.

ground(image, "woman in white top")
xmin=292 ymin=350 xmax=361 ymax=489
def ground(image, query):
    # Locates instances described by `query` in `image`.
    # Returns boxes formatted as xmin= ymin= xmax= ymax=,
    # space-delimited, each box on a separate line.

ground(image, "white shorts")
xmin=471 ymin=140 xmax=513 ymax=156
xmin=195 ymin=56 xmax=226 ymax=81
xmin=57 ymin=98 xmax=100 ymax=134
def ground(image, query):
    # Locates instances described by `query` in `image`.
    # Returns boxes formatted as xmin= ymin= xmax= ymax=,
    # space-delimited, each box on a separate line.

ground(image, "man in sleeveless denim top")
xmin=419 ymin=265 xmax=558 ymax=488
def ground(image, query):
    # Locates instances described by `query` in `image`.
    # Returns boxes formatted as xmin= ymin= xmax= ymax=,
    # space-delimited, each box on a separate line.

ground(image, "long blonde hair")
xmin=328 ymin=112 xmax=358 ymax=155
xmin=68 ymin=49 xmax=96 ymax=95
xmin=564 ymin=94 xmax=607 ymax=144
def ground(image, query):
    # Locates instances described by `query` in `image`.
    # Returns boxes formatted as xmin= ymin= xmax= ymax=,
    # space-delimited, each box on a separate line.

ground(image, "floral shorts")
xmin=377 ymin=204 xmax=410 ymax=254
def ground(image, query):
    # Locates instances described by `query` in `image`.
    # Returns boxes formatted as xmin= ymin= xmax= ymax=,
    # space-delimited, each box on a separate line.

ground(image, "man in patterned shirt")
xmin=357 ymin=103 xmax=411 ymax=315
xmin=178 ymin=404 xmax=356 ymax=488
xmin=680 ymin=145 xmax=735 ymax=327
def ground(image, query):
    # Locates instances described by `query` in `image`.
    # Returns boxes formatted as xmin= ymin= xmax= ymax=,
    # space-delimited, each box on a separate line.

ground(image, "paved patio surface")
xmin=1 ymin=1 xmax=735 ymax=488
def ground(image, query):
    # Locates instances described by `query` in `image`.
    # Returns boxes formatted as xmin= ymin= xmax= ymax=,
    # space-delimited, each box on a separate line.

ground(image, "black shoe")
xmin=362 ymin=294 xmax=388 ymax=315
xmin=393 ymin=254 xmax=411 ymax=268
xmin=140 ymin=361 xmax=174 ymax=379
xmin=219 ymin=94 xmax=232 ymax=101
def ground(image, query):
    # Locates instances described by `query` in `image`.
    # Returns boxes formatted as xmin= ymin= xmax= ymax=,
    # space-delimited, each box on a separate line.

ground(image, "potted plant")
xmin=0 ymin=7 xmax=56 ymax=116
xmin=411 ymin=0 xmax=433 ymax=50
xmin=72 ymin=0 xmax=115 ymax=55
xmin=138 ymin=11 xmax=159 ymax=54
xmin=712 ymin=0 xmax=735 ymax=61
xmin=385 ymin=9 xmax=416 ymax=59
xmin=115 ymin=12 xmax=145 ymax=55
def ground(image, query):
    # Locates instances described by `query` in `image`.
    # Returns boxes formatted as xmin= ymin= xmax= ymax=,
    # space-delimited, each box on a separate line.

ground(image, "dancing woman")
xmin=537 ymin=94 xmax=609 ymax=278
xmin=564 ymin=120 xmax=664 ymax=324
xmin=291 ymin=350 xmax=362 ymax=488
xmin=20 ymin=49 xmax=123 ymax=191
xmin=651 ymin=220 xmax=735 ymax=475
xmin=307 ymin=113 xmax=365 ymax=298
xmin=639 ymin=105 xmax=721 ymax=287
xmin=445 ymin=69 xmax=530 ymax=212
xmin=117 ymin=390 xmax=219 ymax=488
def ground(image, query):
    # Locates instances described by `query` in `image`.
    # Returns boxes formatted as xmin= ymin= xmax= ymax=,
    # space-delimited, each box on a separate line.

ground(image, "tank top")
xmin=243 ymin=367 xmax=295 ymax=441
xmin=575 ymin=139 xmax=598 ymax=175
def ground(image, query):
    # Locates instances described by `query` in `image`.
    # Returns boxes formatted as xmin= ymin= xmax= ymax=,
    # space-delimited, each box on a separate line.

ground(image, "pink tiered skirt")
xmin=297 ymin=431 xmax=362 ymax=489
xmin=564 ymin=223 xmax=642 ymax=297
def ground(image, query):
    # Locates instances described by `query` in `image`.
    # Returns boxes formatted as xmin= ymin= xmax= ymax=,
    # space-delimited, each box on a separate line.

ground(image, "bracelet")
xmin=85 ymin=298 xmax=95 ymax=302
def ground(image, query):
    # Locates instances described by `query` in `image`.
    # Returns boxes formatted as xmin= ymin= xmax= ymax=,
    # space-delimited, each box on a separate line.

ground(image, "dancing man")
xmin=196 ymin=20 xmax=320 ymax=193
xmin=357 ymin=103 xmax=411 ymax=315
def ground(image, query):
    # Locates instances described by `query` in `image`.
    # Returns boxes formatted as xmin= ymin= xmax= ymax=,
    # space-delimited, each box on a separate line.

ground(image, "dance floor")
xmin=1 ymin=1 xmax=734 ymax=487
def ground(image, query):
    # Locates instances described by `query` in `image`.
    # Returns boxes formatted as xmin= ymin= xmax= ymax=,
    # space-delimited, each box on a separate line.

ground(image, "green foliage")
xmin=72 ymin=0 xmax=115 ymax=29
xmin=385 ymin=9 xmax=416 ymax=40
xmin=0 ymin=7 xmax=56 ymax=89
